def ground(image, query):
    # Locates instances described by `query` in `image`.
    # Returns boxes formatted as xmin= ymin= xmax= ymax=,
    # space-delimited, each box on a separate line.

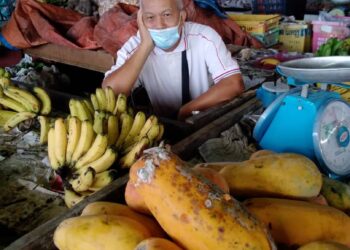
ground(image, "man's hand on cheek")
xmin=137 ymin=10 xmax=154 ymax=51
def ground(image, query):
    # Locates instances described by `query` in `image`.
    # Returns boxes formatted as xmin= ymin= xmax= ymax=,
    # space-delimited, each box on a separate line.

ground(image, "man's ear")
xmin=180 ymin=10 xmax=187 ymax=23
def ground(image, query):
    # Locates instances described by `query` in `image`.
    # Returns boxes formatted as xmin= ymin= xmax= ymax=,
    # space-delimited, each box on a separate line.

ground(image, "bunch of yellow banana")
xmin=118 ymin=113 xmax=164 ymax=169
xmin=90 ymin=87 xmax=132 ymax=116
xmin=47 ymin=116 xmax=119 ymax=207
xmin=0 ymin=82 xmax=52 ymax=132
xmin=330 ymin=85 xmax=350 ymax=103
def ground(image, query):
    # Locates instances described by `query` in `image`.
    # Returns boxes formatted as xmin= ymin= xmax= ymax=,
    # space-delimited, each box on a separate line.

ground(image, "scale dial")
xmin=313 ymin=99 xmax=350 ymax=177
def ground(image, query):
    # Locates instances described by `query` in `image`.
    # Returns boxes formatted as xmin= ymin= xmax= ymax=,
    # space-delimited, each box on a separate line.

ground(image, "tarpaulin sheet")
xmin=1 ymin=0 xmax=262 ymax=55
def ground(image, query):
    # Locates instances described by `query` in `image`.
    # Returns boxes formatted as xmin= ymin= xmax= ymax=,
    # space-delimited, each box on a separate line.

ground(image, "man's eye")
xmin=164 ymin=13 xmax=171 ymax=17
xmin=146 ymin=16 xmax=154 ymax=20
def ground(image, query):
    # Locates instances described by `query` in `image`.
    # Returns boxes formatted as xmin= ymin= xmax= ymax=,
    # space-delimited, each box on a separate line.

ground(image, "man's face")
xmin=141 ymin=0 xmax=185 ymax=29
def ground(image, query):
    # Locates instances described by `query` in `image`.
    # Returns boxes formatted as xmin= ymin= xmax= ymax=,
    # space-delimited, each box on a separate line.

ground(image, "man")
xmin=102 ymin=0 xmax=244 ymax=120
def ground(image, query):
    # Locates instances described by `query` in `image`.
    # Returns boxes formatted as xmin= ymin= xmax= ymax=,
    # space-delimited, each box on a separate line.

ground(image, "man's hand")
xmin=137 ymin=10 xmax=154 ymax=51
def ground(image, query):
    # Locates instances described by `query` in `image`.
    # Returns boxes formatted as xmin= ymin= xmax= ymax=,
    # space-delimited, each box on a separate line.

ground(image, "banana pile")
xmin=330 ymin=85 xmax=350 ymax=103
xmin=48 ymin=87 xmax=164 ymax=207
xmin=0 ymin=77 xmax=52 ymax=139
xmin=316 ymin=37 xmax=350 ymax=57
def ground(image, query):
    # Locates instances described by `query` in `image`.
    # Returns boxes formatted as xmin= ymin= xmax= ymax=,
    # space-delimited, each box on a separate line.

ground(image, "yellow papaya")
xmin=244 ymin=198 xmax=350 ymax=247
xmin=321 ymin=177 xmax=350 ymax=212
xmin=135 ymin=238 xmax=184 ymax=250
xmin=129 ymin=147 xmax=276 ymax=250
xmin=249 ymin=150 xmax=275 ymax=159
xmin=219 ymin=153 xmax=322 ymax=199
xmin=53 ymin=214 xmax=151 ymax=250
xmin=125 ymin=180 xmax=152 ymax=215
xmin=81 ymin=201 xmax=166 ymax=237
xmin=298 ymin=241 xmax=350 ymax=250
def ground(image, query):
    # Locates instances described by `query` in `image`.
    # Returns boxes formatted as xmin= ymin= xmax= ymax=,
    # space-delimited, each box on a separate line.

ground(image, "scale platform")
xmin=254 ymin=57 xmax=350 ymax=179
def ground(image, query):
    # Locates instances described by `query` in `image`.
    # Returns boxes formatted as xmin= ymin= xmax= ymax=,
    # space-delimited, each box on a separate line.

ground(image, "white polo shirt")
xmin=105 ymin=22 xmax=241 ymax=116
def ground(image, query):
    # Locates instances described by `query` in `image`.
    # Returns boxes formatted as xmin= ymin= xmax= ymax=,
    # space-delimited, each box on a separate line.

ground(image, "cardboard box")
xmin=229 ymin=14 xmax=280 ymax=34
xmin=279 ymin=22 xmax=311 ymax=53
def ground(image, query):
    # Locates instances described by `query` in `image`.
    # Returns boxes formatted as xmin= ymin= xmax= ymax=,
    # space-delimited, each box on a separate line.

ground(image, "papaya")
xmin=307 ymin=194 xmax=328 ymax=206
xmin=298 ymin=241 xmax=350 ymax=250
xmin=219 ymin=153 xmax=322 ymax=199
xmin=53 ymin=214 xmax=151 ymax=250
xmin=192 ymin=167 xmax=230 ymax=193
xmin=135 ymin=238 xmax=183 ymax=250
xmin=249 ymin=150 xmax=275 ymax=159
xmin=193 ymin=162 xmax=230 ymax=172
xmin=321 ymin=177 xmax=350 ymax=212
xmin=125 ymin=180 xmax=151 ymax=215
xmin=81 ymin=202 xmax=166 ymax=237
xmin=129 ymin=147 xmax=276 ymax=250
xmin=244 ymin=198 xmax=350 ymax=247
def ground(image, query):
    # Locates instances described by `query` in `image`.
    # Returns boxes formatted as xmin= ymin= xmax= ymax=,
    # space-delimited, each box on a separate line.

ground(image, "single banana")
xmin=113 ymin=93 xmax=127 ymax=115
xmin=71 ymin=121 xmax=95 ymax=164
xmin=147 ymin=123 xmax=160 ymax=144
xmin=3 ymin=111 xmax=36 ymax=132
xmin=33 ymin=87 xmax=51 ymax=115
xmin=4 ymin=86 xmax=40 ymax=113
xmin=83 ymin=99 xmax=94 ymax=117
xmin=69 ymin=167 xmax=96 ymax=192
xmin=104 ymin=87 xmax=116 ymax=113
xmin=127 ymin=106 xmax=134 ymax=117
xmin=75 ymin=133 xmax=108 ymax=169
xmin=120 ymin=137 xmax=149 ymax=169
xmin=93 ymin=111 xmax=106 ymax=134
xmin=78 ymin=147 xmax=117 ymax=174
xmin=0 ymin=110 xmax=17 ymax=127
xmin=75 ymin=99 xmax=92 ymax=122
xmin=155 ymin=123 xmax=164 ymax=143
xmin=69 ymin=99 xmax=79 ymax=118
xmin=90 ymin=94 xmax=99 ymax=111
xmin=48 ymin=127 xmax=61 ymax=170
xmin=95 ymin=88 xmax=107 ymax=112
xmin=107 ymin=115 xmax=119 ymax=146
xmin=63 ymin=189 xmax=86 ymax=208
xmin=115 ymin=113 xmax=133 ymax=148
xmin=89 ymin=169 xmax=118 ymax=191
xmin=38 ymin=116 xmax=50 ymax=145
xmin=65 ymin=117 xmax=81 ymax=166
xmin=54 ymin=118 xmax=67 ymax=167
xmin=123 ymin=111 xmax=146 ymax=147
xmin=139 ymin=115 xmax=158 ymax=139
xmin=0 ymin=96 xmax=27 ymax=112
xmin=0 ymin=77 xmax=11 ymax=88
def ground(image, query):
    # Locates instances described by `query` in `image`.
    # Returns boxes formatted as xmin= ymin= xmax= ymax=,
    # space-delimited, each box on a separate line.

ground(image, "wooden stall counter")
xmin=24 ymin=44 xmax=115 ymax=73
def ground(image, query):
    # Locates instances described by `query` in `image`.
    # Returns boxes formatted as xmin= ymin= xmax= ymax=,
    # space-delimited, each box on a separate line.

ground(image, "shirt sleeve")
xmin=203 ymin=27 xmax=241 ymax=84
xmin=104 ymin=35 xmax=142 ymax=88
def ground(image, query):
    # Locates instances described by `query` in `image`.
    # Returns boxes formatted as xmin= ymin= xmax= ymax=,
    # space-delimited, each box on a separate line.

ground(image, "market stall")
xmin=1 ymin=0 xmax=350 ymax=249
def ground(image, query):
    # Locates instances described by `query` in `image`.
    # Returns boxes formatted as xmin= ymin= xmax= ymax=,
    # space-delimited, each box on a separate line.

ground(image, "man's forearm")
xmin=179 ymin=74 xmax=244 ymax=119
xmin=102 ymin=44 xmax=152 ymax=95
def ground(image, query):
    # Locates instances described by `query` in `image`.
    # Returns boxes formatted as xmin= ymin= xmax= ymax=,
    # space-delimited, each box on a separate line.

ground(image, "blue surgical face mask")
xmin=148 ymin=18 xmax=181 ymax=50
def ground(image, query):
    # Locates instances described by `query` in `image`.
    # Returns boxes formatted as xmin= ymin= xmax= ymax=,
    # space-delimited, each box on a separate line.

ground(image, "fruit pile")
xmin=53 ymin=147 xmax=350 ymax=250
xmin=0 ymin=77 xmax=164 ymax=207
xmin=0 ymin=70 xmax=52 ymax=135
xmin=48 ymin=88 xmax=164 ymax=207
xmin=316 ymin=37 xmax=350 ymax=57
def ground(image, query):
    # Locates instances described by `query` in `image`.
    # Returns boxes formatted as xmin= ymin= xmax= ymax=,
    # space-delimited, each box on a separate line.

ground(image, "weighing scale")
xmin=253 ymin=56 xmax=350 ymax=179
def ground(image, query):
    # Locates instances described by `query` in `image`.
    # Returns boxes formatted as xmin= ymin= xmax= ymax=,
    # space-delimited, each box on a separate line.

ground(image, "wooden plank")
xmin=172 ymin=97 xmax=262 ymax=160
xmin=185 ymin=90 xmax=256 ymax=128
xmin=24 ymin=44 xmax=115 ymax=73
xmin=5 ymin=175 xmax=129 ymax=250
